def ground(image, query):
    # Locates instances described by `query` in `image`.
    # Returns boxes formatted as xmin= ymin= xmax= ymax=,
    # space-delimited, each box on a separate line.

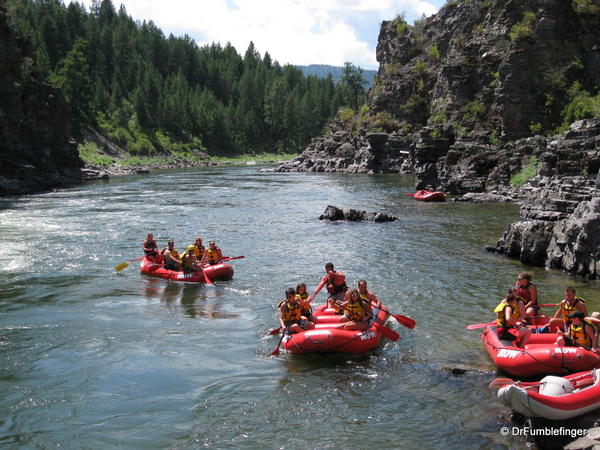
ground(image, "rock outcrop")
xmin=319 ymin=205 xmax=398 ymax=222
xmin=273 ymin=0 xmax=600 ymax=279
xmin=0 ymin=6 xmax=82 ymax=196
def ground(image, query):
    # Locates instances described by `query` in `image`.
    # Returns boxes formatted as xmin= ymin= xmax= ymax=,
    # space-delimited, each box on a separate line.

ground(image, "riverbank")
xmin=80 ymin=135 xmax=298 ymax=180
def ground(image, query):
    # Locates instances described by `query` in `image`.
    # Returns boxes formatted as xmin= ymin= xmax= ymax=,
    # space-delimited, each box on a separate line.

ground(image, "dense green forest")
xmin=6 ymin=0 xmax=367 ymax=160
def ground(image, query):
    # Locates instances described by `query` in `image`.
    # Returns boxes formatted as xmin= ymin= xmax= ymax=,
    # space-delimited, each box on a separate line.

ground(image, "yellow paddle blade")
xmin=114 ymin=261 xmax=129 ymax=271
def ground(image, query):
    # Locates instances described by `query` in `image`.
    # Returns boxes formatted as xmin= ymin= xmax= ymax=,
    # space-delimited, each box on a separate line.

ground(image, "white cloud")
xmin=72 ymin=0 xmax=440 ymax=69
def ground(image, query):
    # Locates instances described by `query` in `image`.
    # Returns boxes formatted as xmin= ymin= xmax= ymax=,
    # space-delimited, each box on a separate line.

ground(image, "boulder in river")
xmin=319 ymin=205 xmax=398 ymax=222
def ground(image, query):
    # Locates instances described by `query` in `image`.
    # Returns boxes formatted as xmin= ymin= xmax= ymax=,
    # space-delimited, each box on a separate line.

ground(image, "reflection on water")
xmin=142 ymin=279 xmax=239 ymax=319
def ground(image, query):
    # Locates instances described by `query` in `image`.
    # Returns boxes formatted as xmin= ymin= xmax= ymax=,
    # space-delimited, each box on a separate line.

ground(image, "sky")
xmin=71 ymin=0 xmax=447 ymax=70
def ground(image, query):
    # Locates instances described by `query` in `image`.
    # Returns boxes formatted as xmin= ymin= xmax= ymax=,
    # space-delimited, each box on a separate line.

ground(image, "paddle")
xmin=333 ymin=300 xmax=400 ymax=341
xmin=115 ymin=255 xmax=144 ymax=271
xmin=375 ymin=305 xmax=416 ymax=329
xmin=406 ymin=193 xmax=415 ymax=197
xmin=270 ymin=332 xmax=286 ymax=356
xmin=222 ymin=256 xmax=245 ymax=261
xmin=201 ymin=268 xmax=213 ymax=286
xmin=538 ymin=303 xmax=559 ymax=307
xmin=466 ymin=322 xmax=496 ymax=330
xmin=372 ymin=321 xmax=400 ymax=341
xmin=269 ymin=327 xmax=281 ymax=335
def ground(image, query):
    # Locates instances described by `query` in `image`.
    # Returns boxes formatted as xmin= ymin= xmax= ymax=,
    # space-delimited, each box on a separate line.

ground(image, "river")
xmin=1 ymin=166 xmax=599 ymax=449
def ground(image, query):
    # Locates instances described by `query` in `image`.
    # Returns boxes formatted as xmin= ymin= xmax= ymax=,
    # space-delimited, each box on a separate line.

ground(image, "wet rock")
xmin=319 ymin=205 xmax=398 ymax=222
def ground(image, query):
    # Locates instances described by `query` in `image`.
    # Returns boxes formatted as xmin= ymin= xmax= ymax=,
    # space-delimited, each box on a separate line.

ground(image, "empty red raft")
xmin=140 ymin=255 xmax=234 ymax=282
xmin=482 ymin=322 xmax=600 ymax=377
xmin=413 ymin=190 xmax=446 ymax=202
xmin=280 ymin=302 xmax=392 ymax=355
xmin=497 ymin=370 xmax=600 ymax=420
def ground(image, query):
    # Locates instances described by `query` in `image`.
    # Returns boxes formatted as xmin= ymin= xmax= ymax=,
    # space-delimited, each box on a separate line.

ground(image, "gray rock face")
xmin=0 ymin=6 xmax=82 ymax=196
xmin=319 ymin=205 xmax=398 ymax=223
xmin=489 ymin=176 xmax=600 ymax=278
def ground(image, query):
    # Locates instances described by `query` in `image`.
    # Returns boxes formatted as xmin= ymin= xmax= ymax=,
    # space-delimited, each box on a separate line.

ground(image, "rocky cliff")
xmin=274 ymin=0 xmax=600 ymax=278
xmin=0 ymin=6 xmax=82 ymax=196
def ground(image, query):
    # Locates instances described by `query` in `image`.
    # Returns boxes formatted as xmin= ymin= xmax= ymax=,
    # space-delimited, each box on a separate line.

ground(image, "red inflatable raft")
xmin=498 ymin=370 xmax=600 ymax=420
xmin=482 ymin=322 xmax=600 ymax=377
xmin=140 ymin=255 xmax=234 ymax=282
xmin=280 ymin=303 xmax=392 ymax=355
xmin=412 ymin=190 xmax=446 ymax=202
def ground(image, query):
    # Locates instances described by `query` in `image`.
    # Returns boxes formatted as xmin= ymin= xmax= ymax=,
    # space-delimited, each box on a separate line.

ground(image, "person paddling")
xmin=181 ymin=245 xmax=201 ymax=273
xmin=309 ymin=263 xmax=347 ymax=312
xmin=162 ymin=240 xmax=181 ymax=271
xmin=202 ymin=241 xmax=223 ymax=265
xmin=494 ymin=289 xmax=531 ymax=345
xmin=335 ymin=289 xmax=373 ymax=331
xmin=278 ymin=288 xmax=315 ymax=334
xmin=143 ymin=233 xmax=160 ymax=262
xmin=296 ymin=283 xmax=318 ymax=324
xmin=356 ymin=279 xmax=382 ymax=309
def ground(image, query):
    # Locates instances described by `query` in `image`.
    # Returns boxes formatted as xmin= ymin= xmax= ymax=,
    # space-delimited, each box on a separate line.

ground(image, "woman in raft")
xmin=515 ymin=272 xmax=539 ymax=319
xmin=494 ymin=288 xmax=531 ymax=345
xmin=334 ymin=289 xmax=373 ymax=331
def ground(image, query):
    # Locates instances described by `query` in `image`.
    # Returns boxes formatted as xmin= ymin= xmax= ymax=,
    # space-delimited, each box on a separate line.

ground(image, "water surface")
xmin=1 ymin=166 xmax=598 ymax=448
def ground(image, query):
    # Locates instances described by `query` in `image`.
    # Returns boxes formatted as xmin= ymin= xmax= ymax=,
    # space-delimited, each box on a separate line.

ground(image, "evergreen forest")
xmin=6 ymin=0 xmax=367 ymax=159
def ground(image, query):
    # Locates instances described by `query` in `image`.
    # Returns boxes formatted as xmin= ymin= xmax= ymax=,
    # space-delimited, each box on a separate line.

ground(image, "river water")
xmin=1 ymin=166 xmax=599 ymax=449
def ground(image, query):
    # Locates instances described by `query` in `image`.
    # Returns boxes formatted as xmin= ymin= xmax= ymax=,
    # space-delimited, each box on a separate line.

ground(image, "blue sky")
xmin=72 ymin=0 xmax=447 ymax=70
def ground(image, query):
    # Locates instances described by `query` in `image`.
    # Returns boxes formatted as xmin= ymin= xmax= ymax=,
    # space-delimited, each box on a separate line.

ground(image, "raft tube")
xmin=498 ymin=370 xmax=600 ymax=420
xmin=140 ymin=255 xmax=234 ymax=282
xmin=413 ymin=190 xmax=446 ymax=202
xmin=280 ymin=302 xmax=391 ymax=355
xmin=481 ymin=323 xmax=600 ymax=377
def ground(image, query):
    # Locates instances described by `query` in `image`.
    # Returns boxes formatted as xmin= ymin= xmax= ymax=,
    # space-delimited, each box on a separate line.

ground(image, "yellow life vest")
xmin=296 ymin=293 xmax=310 ymax=314
xmin=162 ymin=247 xmax=180 ymax=260
xmin=180 ymin=251 xmax=195 ymax=271
xmin=494 ymin=301 xmax=519 ymax=328
xmin=206 ymin=248 xmax=222 ymax=264
xmin=569 ymin=321 xmax=593 ymax=347
xmin=278 ymin=300 xmax=302 ymax=324
xmin=345 ymin=295 xmax=371 ymax=321
xmin=559 ymin=297 xmax=585 ymax=319
xmin=193 ymin=245 xmax=205 ymax=259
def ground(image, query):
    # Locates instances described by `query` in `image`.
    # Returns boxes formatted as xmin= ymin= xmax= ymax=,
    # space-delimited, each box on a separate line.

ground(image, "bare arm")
xmin=279 ymin=305 xmax=286 ymax=329
xmin=309 ymin=276 xmax=327 ymax=302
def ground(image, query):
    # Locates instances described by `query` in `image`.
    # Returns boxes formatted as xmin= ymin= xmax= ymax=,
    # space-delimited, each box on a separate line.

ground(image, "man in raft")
xmin=308 ymin=263 xmax=347 ymax=311
xmin=356 ymin=279 xmax=382 ymax=309
xmin=545 ymin=286 xmax=588 ymax=332
xmin=279 ymin=288 xmax=315 ymax=334
xmin=555 ymin=311 xmax=597 ymax=350
xmin=162 ymin=240 xmax=181 ymax=271
xmin=143 ymin=233 xmax=160 ymax=262
xmin=494 ymin=289 xmax=531 ymax=345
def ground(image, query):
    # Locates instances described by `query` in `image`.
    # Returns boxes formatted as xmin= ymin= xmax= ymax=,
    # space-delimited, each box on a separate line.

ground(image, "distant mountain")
xmin=297 ymin=64 xmax=377 ymax=88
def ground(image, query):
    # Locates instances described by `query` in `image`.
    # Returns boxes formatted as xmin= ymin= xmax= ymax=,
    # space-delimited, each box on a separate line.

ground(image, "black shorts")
xmin=164 ymin=262 xmax=179 ymax=271
xmin=497 ymin=327 xmax=517 ymax=341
